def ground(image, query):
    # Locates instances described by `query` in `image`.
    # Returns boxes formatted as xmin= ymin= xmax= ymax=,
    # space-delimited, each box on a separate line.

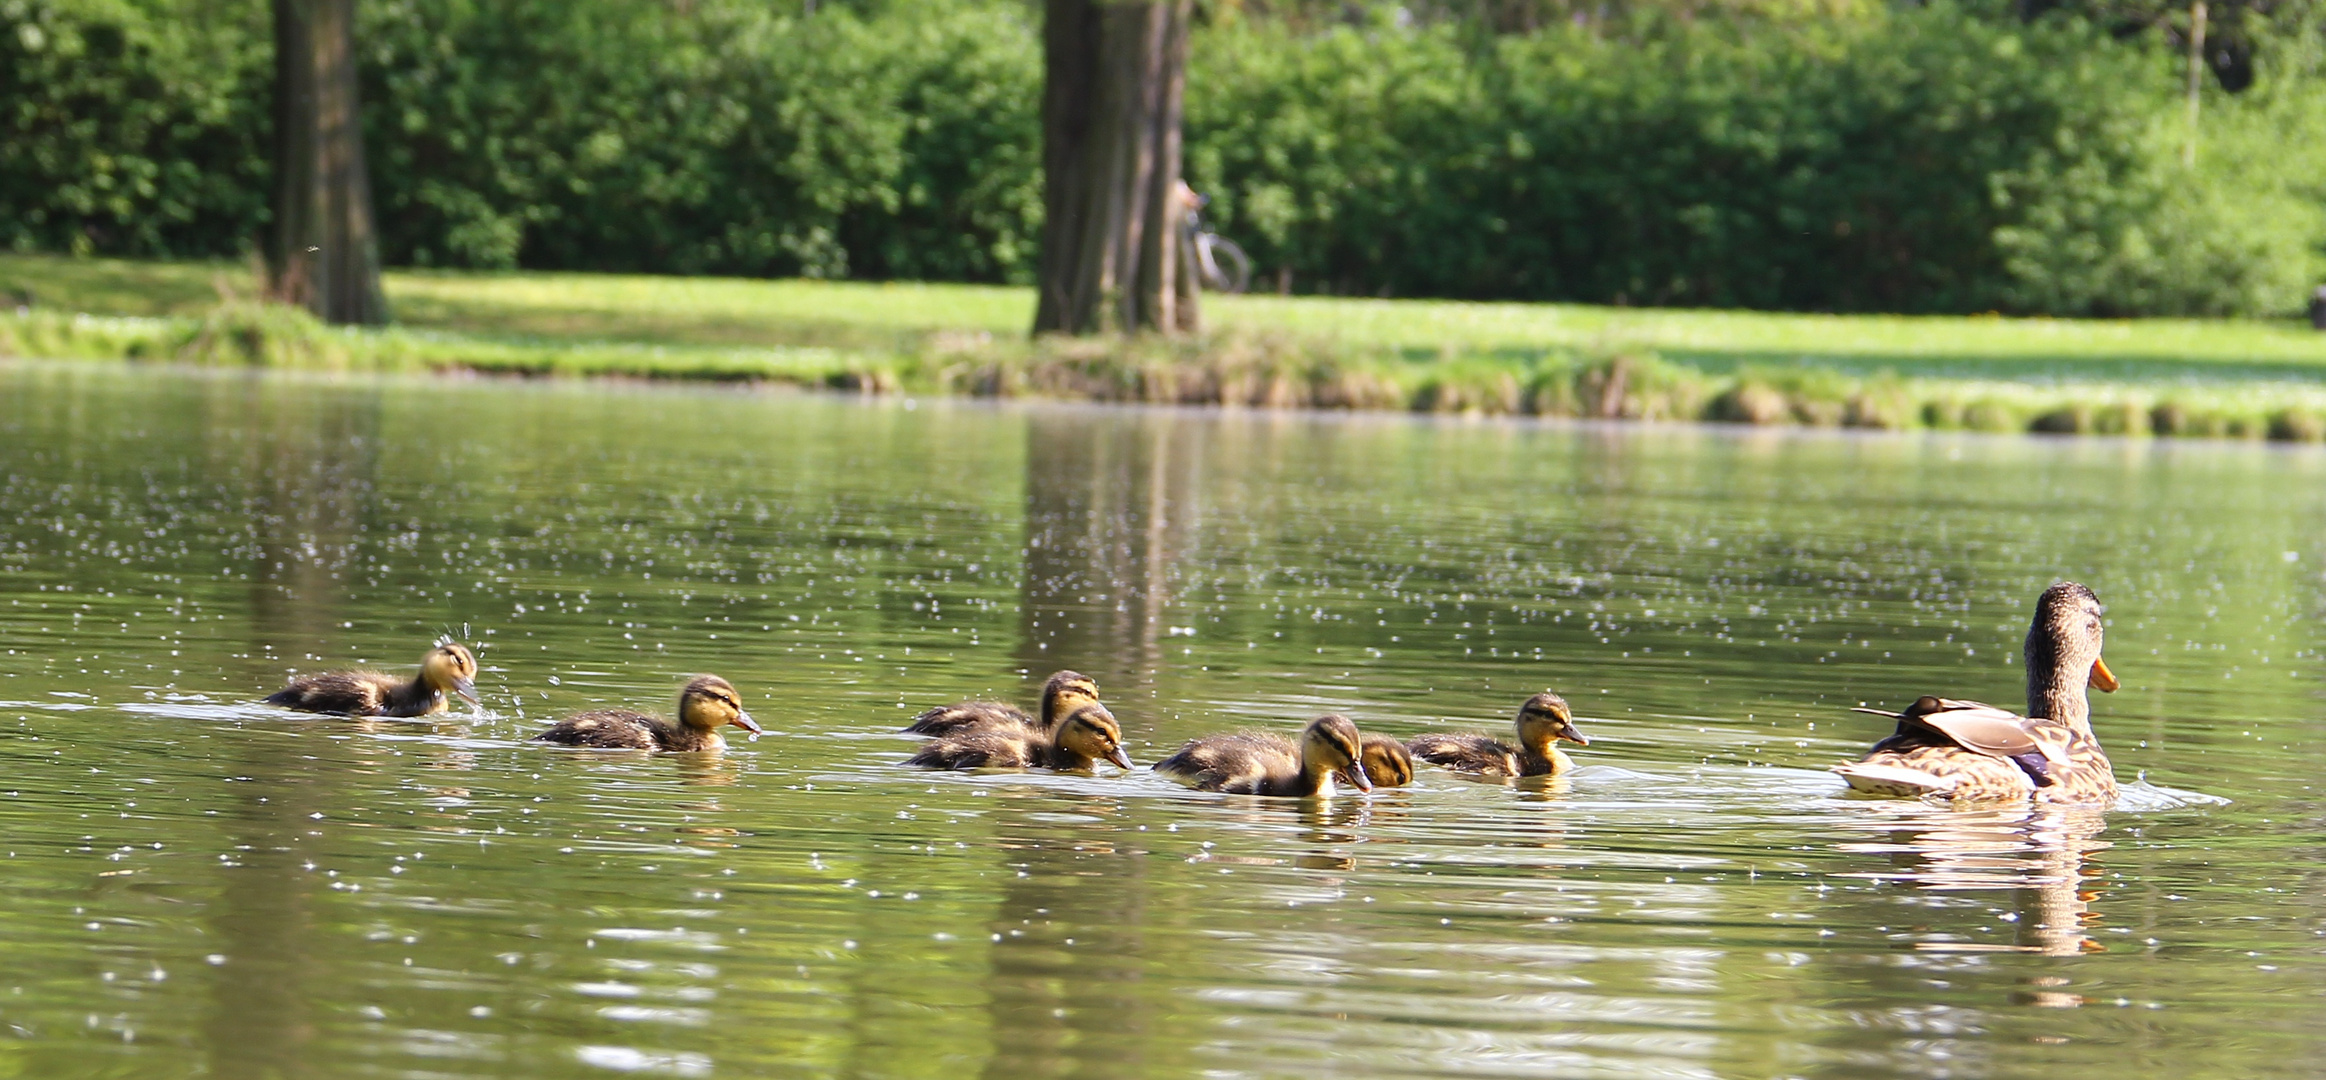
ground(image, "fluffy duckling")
xmin=908 ymin=701 xmax=1132 ymax=771
xmin=1835 ymin=581 xmax=2118 ymax=804
xmin=1357 ymin=734 xmax=1414 ymax=788
xmin=264 ymin=641 xmax=480 ymax=717
xmin=905 ymin=670 xmax=1101 ymax=737
xmin=1407 ymin=692 xmax=1589 ymax=778
xmin=533 ymin=675 xmax=762 ymax=752
xmin=1154 ymin=729 xmax=1409 ymax=789
xmin=1153 ymin=714 xmax=1372 ymax=797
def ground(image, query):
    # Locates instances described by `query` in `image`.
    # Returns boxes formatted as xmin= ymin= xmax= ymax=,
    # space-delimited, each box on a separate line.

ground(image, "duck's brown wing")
xmin=1153 ymin=733 xmax=1296 ymax=790
xmin=905 ymin=701 xmax=1038 ymax=736
xmin=909 ymin=729 xmax=1042 ymax=770
xmin=1841 ymin=698 xmax=2053 ymax=798
xmin=265 ymin=671 xmax=395 ymax=716
xmin=1406 ymin=733 xmax=1520 ymax=777
xmin=534 ymin=710 xmax=665 ymax=750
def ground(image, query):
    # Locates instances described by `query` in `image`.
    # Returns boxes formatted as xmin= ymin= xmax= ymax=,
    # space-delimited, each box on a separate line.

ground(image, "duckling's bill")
xmin=733 ymin=710 xmax=764 ymax=739
xmin=452 ymin=676 xmax=481 ymax=706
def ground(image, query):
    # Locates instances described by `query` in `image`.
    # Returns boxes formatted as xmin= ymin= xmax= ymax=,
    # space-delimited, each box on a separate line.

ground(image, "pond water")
xmin=0 ymin=361 xmax=2320 ymax=1079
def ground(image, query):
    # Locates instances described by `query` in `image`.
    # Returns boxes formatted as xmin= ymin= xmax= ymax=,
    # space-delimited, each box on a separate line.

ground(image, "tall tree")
xmin=1033 ymin=0 xmax=1198 ymax=336
xmin=269 ymin=0 xmax=388 ymax=324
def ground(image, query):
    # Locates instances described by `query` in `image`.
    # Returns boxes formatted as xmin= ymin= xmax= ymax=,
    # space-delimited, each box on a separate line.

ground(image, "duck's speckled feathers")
xmin=1152 ymin=732 xmax=1297 ymax=790
xmin=535 ymin=709 xmax=708 ymax=752
xmin=265 ymin=671 xmax=443 ymax=718
xmin=907 ymin=727 xmax=1053 ymax=769
xmin=905 ymin=701 xmax=1037 ymax=737
xmin=1836 ymin=697 xmax=2112 ymax=804
xmin=1407 ymin=733 xmax=1531 ymax=777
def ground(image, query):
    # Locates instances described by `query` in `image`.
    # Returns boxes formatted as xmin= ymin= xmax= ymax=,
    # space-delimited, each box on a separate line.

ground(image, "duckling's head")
xmin=1300 ymin=714 xmax=1371 ymax=792
xmin=1515 ymin=691 xmax=1587 ymax=748
xmin=421 ymin=643 xmax=480 ymax=706
xmin=1055 ymin=702 xmax=1133 ymax=770
xmin=678 ymin=675 xmax=762 ymax=736
xmin=2026 ymin=582 xmax=2116 ymax=711
xmin=1041 ymin=670 xmax=1102 ymax=723
xmin=1354 ymin=734 xmax=1413 ymax=788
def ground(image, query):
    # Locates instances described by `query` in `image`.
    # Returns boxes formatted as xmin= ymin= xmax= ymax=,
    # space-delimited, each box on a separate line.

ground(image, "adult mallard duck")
xmin=533 ymin=675 xmax=762 ymax=752
xmin=1407 ymin=692 xmax=1589 ymax=778
xmin=1153 ymin=714 xmax=1372 ymax=797
xmin=908 ymin=700 xmax=1132 ymax=772
xmin=904 ymin=670 xmax=1100 ymax=737
xmin=264 ymin=641 xmax=480 ymax=717
xmin=1834 ymin=581 xmax=2119 ymax=804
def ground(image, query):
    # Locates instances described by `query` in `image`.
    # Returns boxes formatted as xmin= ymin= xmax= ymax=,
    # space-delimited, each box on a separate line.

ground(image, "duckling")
xmin=1147 ymin=729 xmax=1410 ymax=789
xmin=1407 ymin=691 xmax=1589 ymax=777
xmin=264 ymin=641 xmax=480 ymax=717
xmin=533 ymin=675 xmax=762 ymax=752
xmin=905 ymin=670 xmax=1100 ymax=737
xmin=1357 ymin=734 xmax=1415 ymax=788
xmin=1835 ymin=581 xmax=2118 ymax=804
xmin=908 ymin=701 xmax=1132 ymax=771
xmin=1153 ymin=714 xmax=1372 ymax=797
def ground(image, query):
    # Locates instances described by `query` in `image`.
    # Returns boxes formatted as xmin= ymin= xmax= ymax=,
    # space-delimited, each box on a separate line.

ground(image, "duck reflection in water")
xmin=1834 ymin=802 xmax=2111 ymax=960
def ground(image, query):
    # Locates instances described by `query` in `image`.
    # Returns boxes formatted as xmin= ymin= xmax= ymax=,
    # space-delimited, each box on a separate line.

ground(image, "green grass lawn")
xmin=7 ymin=253 xmax=2326 ymax=439
xmin=11 ymin=253 xmax=2326 ymax=380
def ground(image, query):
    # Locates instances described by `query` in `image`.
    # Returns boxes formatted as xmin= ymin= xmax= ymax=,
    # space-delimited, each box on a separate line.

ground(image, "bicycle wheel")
xmin=1197 ymin=233 xmax=1253 ymax=295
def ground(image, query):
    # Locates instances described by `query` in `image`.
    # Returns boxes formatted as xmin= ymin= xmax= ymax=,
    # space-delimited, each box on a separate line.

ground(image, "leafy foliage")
xmin=0 ymin=0 xmax=269 ymax=257
xmin=0 ymin=0 xmax=2319 ymax=313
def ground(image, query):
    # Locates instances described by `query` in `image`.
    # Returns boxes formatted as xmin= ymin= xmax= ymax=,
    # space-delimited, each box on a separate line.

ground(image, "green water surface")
xmin=0 ymin=362 xmax=2319 ymax=1079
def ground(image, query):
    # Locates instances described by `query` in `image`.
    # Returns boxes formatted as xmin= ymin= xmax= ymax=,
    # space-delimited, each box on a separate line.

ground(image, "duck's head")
xmin=1299 ymin=714 xmax=1371 ymax=792
xmin=1055 ymin=702 xmax=1133 ymax=770
xmin=421 ymin=643 xmax=480 ymax=706
xmin=678 ymin=675 xmax=761 ymax=736
xmin=1353 ymin=734 xmax=1413 ymax=788
xmin=1041 ymin=670 xmax=1102 ymax=724
xmin=2026 ymin=582 xmax=2116 ymax=702
xmin=1515 ymin=691 xmax=1588 ymax=748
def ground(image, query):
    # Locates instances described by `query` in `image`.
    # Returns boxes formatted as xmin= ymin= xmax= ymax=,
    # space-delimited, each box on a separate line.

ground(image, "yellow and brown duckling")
xmin=1834 ymin=581 xmax=2119 ymax=804
xmin=908 ymin=700 xmax=1132 ymax=772
xmin=1407 ymin=691 xmax=1588 ymax=778
xmin=264 ymin=641 xmax=480 ymax=717
xmin=533 ymin=675 xmax=762 ymax=752
xmin=1356 ymin=734 xmax=1415 ymax=788
xmin=1153 ymin=714 xmax=1373 ymax=797
xmin=905 ymin=669 xmax=1101 ymax=737
xmin=1147 ymin=728 xmax=1410 ymax=790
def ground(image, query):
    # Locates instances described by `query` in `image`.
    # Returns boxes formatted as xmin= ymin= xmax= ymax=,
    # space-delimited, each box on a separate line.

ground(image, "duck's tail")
xmin=1832 ymin=761 xmax=1961 ymax=798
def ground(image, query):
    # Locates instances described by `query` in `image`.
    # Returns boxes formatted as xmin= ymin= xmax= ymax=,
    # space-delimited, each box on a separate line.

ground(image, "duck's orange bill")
xmin=2089 ymin=657 xmax=2119 ymax=693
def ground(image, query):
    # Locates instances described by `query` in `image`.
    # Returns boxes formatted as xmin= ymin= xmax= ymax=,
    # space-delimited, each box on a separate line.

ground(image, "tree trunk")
xmin=1032 ymin=0 xmax=1196 ymax=337
xmin=269 ymin=0 xmax=389 ymax=325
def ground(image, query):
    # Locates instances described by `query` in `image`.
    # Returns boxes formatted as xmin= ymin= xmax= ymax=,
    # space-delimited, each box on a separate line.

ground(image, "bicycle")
xmin=1180 ymin=191 xmax=1252 ymax=295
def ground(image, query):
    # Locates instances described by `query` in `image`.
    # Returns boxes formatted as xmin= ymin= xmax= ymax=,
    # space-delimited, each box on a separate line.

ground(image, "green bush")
xmin=0 ymin=0 xmax=269 ymax=257
xmin=358 ymin=0 xmax=1042 ymax=280
xmin=1188 ymin=4 xmax=2319 ymax=315
xmin=2 ymin=0 xmax=2320 ymax=314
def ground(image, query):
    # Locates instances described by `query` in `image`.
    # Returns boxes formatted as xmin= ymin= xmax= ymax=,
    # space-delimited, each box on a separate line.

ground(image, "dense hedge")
xmin=1186 ymin=8 xmax=2323 ymax=315
xmin=2 ymin=0 xmax=2318 ymax=313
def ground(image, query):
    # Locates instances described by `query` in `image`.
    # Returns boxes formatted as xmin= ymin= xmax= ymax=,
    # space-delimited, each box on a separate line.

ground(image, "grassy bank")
xmin=7 ymin=254 xmax=2326 ymax=440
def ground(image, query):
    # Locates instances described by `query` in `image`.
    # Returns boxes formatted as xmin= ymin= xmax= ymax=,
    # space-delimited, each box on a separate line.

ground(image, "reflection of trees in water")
xmin=972 ymin=793 xmax=1156 ymax=1080
xmin=1017 ymin=410 xmax=1205 ymax=697
xmin=203 ymin=741 xmax=330 ymax=1079
xmin=1833 ymin=804 xmax=2111 ymax=960
xmin=227 ymin=381 xmax=384 ymax=672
